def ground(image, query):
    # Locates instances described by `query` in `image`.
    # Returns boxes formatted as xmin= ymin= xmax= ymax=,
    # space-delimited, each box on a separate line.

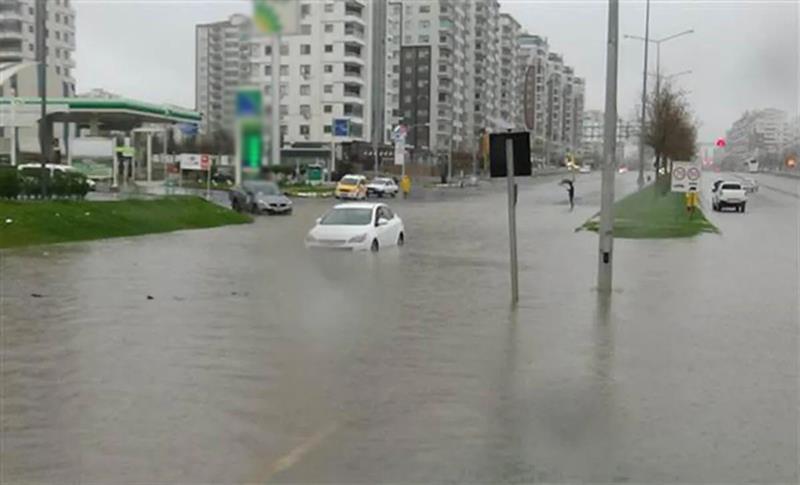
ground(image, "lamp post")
xmin=625 ymin=27 xmax=693 ymax=187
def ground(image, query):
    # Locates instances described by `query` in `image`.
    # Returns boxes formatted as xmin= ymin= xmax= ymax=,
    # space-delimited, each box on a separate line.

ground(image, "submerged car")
xmin=229 ymin=180 xmax=292 ymax=215
xmin=335 ymin=175 xmax=367 ymax=200
xmin=305 ymin=202 xmax=405 ymax=251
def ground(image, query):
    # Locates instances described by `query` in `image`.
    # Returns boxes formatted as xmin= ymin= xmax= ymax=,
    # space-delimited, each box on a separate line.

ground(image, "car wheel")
xmin=251 ymin=203 xmax=259 ymax=214
xmin=232 ymin=199 xmax=241 ymax=212
xmin=397 ymin=232 xmax=405 ymax=246
xmin=740 ymin=204 xmax=746 ymax=213
xmin=371 ymin=239 xmax=379 ymax=252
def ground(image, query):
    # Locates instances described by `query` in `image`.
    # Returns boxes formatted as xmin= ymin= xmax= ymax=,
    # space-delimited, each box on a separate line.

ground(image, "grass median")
xmin=0 ymin=196 xmax=251 ymax=249
xmin=580 ymin=184 xmax=718 ymax=238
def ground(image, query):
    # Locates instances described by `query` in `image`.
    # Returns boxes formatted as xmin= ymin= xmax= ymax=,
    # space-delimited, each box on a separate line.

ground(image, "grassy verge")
xmin=0 ymin=197 xmax=251 ymax=249
xmin=580 ymin=184 xmax=718 ymax=238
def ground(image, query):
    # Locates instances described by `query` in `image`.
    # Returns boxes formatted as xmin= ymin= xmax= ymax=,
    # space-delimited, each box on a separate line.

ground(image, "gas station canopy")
xmin=0 ymin=97 xmax=201 ymax=132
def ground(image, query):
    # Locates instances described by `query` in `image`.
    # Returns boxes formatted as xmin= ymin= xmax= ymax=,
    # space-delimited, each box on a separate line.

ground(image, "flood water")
xmin=1 ymin=172 xmax=797 ymax=483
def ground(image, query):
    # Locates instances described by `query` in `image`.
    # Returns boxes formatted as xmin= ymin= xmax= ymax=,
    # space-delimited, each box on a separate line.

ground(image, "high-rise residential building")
xmin=0 ymin=0 xmax=76 ymax=95
xmin=519 ymin=34 xmax=550 ymax=155
xmin=471 ymin=0 xmax=500 ymax=137
xmin=195 ymin=14 xmax=252 ymax=136
xmin=498 ymin=13 xmax=522 ymax=129
xmin=384 ymin=0 xmax=473 ymax=163
xmin=724 ymin=108 xmax=790 ymax=164
xmin=249 ymin=0 xmax=380 ymax=154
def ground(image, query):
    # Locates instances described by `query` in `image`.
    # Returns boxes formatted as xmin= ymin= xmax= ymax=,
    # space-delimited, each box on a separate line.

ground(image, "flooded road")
xmin=1 ymin=172 xmax=797 ymax=483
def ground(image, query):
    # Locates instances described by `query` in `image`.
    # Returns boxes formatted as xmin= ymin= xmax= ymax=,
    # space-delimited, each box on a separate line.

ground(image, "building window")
xmin=420 ymin=5 xmax=430 ymax=13
xmin=419 ymin=35 xmax=429 ymax=43
xmin=420 ymin=20 xmax=430 ymax=29
xmin=300 ymin=24 xmax=312 ymax=35
xmin=55 ymin=13 xmax=60 ymax=22
xmin=280 ymin=105 xmax=288 ymax=116
xmin=324 ymin=84 xmax=333 ymax=93
xmin=324 ymin=125 xmax=332 ymax=134
xmin=28 ymin=25 xmax=33 ymax=33
xmin=324 ymin=105 xmax=332 ymax=113
xmin=300 ymin=85 xmax=311 ymax=95
xmin=300 ymin=65 xmax=311 ymax=77
xmin=301 ymin=44 xmax=311 ymax=55
xmin=324 ymin=3 xmax=334 ymax=13
xmin=300 ymin=125 xmax=310 ymax=135
xmin=301 ymin=4 xmax=311 ymax=17
xmin=55 ymin=31 xmax=61 ymax=40
xmin=280 ymin=44 xmax=289 ymax=55
xmin=264 ymin=45 xmax=272 ymax=56
xmin=264 ymin=85 xmax=271 ymax=95
xmin=324 ymin=44 xmax=333 ymax=53
xmin=324 ymin=64 xmax=333 ymax=73
xmin=55 ymin=66 xmax=61 ymax=74
xmin=325 ymin=23 xmax=334 ymax=33
xmin=279 ymin=65 xmax=288 ymax=76
xmin=439 ymin=93 xmax=448 ymax=102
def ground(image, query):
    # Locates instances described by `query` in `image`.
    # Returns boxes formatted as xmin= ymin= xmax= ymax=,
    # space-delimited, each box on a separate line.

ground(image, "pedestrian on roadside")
xmin=565 ymin=180 xmax=575 ymax=210
xmin=400 ymin=175 xmax=411 ymax=199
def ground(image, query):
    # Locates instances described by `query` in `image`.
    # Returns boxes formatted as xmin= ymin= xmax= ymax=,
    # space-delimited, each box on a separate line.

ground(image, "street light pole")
xmin=637 ymin=0 xmax=650 ymax=188
xmin=598 ymin=0 xmax=619 ymax=293
xmin=35 ymin=0 xmax=49 ymax=196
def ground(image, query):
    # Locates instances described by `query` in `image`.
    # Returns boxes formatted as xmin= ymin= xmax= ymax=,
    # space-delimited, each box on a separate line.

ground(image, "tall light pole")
xmin=598 ymin=0 xmax=619 ymax=293
xmin=35 ymin=0 xmax=49 ymax=196
xmin=625 ymin=27 xmax=693 ymax=188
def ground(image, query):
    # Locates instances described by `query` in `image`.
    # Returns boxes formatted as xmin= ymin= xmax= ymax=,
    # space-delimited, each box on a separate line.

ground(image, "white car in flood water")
xmin=305 ymin=202 xmax=405 ymax=252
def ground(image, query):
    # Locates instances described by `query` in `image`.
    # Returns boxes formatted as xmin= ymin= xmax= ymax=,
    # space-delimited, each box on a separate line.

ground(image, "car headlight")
xmin=348 ymin=233 xmax=368 ymax=243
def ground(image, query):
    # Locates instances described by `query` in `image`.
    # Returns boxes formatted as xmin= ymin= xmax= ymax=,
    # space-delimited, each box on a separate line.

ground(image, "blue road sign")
xmin=332 ymin=118 xmax=350 ymax=137
xmin=236 ymin=90 xmax=262 ymax=117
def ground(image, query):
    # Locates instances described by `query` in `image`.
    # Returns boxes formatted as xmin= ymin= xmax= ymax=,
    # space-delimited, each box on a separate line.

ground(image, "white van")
xmin=17 ymin=163 xmax=96 ymax=190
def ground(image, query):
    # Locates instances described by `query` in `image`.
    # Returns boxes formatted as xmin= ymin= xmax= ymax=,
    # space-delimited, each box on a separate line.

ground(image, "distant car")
xmin=305 ymin=202 xmax=405 ymax=252
xmin=712 ymin=180 xmax=747 ymax=212
xmin=741 ymin=178 xmax=759 ymax=194
xmin=17 ymin=163 xmax=96 ymax=191
xmin=229 ymin=180 xmax=292 ymax=215
xmin=367 ymin=177 xmax=399 ymax=197
xmin=578 ymin=165 xmax=591 ymax=174
xmin=617 ymin=166 xmax=629 ymax=174
xmin=335 ymin=175 xmax=367 ymax=200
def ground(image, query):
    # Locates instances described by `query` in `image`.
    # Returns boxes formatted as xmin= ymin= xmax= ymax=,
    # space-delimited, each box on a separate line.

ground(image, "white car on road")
xmin=712 ymin=180 xmax=747 ymax=212
xmin=305 ymin=202 xmax=405 ymax=252
xmin=366 ymin=177 xmax=399 ymax=198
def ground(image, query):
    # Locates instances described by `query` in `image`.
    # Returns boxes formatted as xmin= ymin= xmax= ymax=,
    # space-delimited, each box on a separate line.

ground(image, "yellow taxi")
xmin=335 ymin=174 xmax=368 ymax=200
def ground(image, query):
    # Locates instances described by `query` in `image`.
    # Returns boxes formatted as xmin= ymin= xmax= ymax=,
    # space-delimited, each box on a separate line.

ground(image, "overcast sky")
xmin=74 ymin=0 xmax=799 ymax=141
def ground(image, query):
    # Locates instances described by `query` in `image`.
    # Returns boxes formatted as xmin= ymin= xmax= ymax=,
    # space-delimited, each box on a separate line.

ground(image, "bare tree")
xmin=645 ymin=82 xmax=698 ymax=187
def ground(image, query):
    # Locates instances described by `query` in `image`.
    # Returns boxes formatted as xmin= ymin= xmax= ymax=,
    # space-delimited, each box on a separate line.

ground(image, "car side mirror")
xmin=377 ymin=218 xmax=390 ymax=227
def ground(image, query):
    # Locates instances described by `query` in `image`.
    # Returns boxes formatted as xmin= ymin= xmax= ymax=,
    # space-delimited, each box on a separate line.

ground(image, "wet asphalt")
xmin=1 ymin=171 xmax=797 ymax=483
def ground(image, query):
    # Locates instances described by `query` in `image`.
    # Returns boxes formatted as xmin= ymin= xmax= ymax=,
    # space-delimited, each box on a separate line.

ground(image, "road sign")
xmin=489 ymin=132 xmax=531 ymax=178
xmin=394 ymin=141 xmax=405 ymax=166
xmin=671 ymin=160 xmax=701 ymax=193
xmin=332 ymin=118 xmax=350 ymax=137
xmin=200 ymin=154 xmax=210 ymax=171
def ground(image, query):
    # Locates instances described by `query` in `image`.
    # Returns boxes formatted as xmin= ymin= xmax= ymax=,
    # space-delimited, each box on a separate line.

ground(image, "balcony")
xmin=343 ymin=62 xmax=363 ymax=80
xmin=344 ymin=22 xmax=365 ymax=41
xmin=343 ymin=83 xmax=362 ymax=99
xmin=343 ymin=42 xmax=363 ymax=61
xmin=345 ymin=2 xmax=364 ymax=21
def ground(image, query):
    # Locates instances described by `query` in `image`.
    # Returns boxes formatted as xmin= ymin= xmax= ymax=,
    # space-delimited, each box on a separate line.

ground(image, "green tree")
xmin=645 ymin=82 xmax=698 ymax=188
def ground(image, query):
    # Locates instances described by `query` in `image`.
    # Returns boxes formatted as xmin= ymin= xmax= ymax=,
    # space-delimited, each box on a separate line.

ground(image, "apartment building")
xmin=384 ymin=0 xmax=473 ymax=163
xmin=498 ymin=13 xmax=523 ymax=130
xmin=249 ymin=0 xmax=380 ymax=150
xmin=519 ymin=34 xmax=549 ymax=150
xmin=471 ymin=0 xmax=500 ymax=138
xmin=195 ymin=14 xmax=252 ymax=136
xmin=725 ymin=108 xmax=790 ymax=163
xmin=0 ymin=0 xmax=76 ymax=94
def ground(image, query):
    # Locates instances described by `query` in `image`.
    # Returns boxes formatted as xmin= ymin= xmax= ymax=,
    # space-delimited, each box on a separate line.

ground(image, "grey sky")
xmin=74 ymin=0 xmax=799 ymax=141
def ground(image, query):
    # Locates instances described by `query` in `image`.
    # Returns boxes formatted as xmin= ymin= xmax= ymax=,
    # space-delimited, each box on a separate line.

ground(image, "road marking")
xmin=262 ymin=422 xmax=339 ymax=483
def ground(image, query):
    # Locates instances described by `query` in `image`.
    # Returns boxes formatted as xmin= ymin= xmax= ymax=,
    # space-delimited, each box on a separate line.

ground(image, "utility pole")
xmin=598 ymin=0 xmax=619 ymax=293
xmin=505 ymin=138 xmax=518 ymax=304
xmin=270 ymin=34 xmax=281 ymax=167
xmin=637 ymin=0 xmax=650 ymax=188
xmin=35 ymin=0 xmax=49 ymax=196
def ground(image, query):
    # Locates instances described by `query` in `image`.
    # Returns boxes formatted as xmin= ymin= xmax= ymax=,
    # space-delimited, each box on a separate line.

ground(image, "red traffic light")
xmin=715 ymin=138 xmax=726 ymax=148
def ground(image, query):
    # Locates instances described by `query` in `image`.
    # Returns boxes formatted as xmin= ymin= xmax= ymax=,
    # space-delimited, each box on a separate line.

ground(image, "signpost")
xmin=235 ymin=88 xmax=263 ymax=184
xmin=330 ymin=118 xmax=350 ymax=180
xmin=671 ymin=160 xmax=701 ymax=193
xmin=490 ymin=131 xmax=531 ymax=304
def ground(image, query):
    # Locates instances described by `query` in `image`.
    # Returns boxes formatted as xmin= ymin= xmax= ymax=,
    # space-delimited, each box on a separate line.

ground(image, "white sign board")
xmin=394 ymin=142 xmax=405 ymax=166
xmin=71 ymin=137 xmax=115 ymax=159
xmin=178 ymin=153 xmax=211 ymax=171
xmin=671 ymin=160 xmax=701 ymax=193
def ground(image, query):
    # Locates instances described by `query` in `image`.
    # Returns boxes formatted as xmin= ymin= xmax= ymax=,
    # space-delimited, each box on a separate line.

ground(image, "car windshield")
xmin=244 ymin=182 xmax=279 ymax=195
xmin=721 ymin=183 xmax=742 ymax=190
xmin=320 ymin=208 xmax=373 ymax=225
xmin=373 ymin=178 xmax=391 ymax=185
xmin=340 ymin=177 xmax=360 ymax=185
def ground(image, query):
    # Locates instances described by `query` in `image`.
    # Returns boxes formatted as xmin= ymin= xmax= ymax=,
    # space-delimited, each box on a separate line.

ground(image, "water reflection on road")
xmin=1 ymin=173 xmax=797 ymax=483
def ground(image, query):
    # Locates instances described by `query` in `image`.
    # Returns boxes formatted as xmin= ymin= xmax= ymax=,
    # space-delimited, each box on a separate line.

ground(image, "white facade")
xmin=0 ymin=0 xmax=76 ymax=94
xmin=249 ymin=0 xmax=375 ymax=148
xmin=471 ymin=0 xmax=500 ymax=137
xmin=195 ymin=14 xmax=252 ymax=136
xmin=498 ymin=13 xmax=522 ymax=129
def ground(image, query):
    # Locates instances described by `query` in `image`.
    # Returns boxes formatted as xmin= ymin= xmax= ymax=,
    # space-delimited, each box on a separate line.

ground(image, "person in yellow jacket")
xmin=400 ymin=175 xmax=411 ymax=199
xmin=685 ymin=187 xmax=699 ymax=218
